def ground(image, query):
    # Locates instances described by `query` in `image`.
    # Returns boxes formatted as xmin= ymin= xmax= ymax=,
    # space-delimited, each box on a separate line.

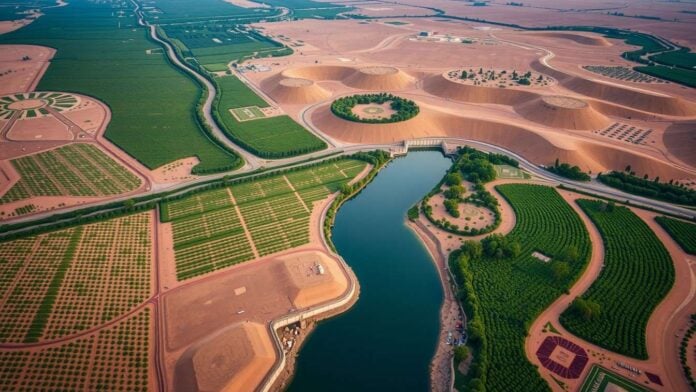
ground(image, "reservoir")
xmin=288 ymin=151 xmax=451 ymax=391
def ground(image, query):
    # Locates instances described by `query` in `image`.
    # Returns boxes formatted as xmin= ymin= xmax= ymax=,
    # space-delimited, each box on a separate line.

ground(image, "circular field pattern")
xmin=0 ymin=92 xmax=79 ymax=120
xmin=331 ymin=93 xmax=419 ymax=123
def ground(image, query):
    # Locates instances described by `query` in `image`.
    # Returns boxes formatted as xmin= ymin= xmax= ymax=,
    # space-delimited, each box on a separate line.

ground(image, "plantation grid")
xmin=162 ymin=159 xmax=367 ymax=281
xmin=0 ymin=143 xmax=142 ymax=204
xmin=0 ymin=213 xmax=152 ymax=344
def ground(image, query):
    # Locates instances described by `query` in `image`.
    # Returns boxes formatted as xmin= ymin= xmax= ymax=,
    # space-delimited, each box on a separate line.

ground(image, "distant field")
xmin=655 ymin=216 xmax=696 ymax=255
xmin=0 ymin=0 xmax=240 ymax=173
xmin=634 ymin=65 xmax=696 ymax=88
xmin=453 ymin=184 xmax=591 ymax=391
xmin=0 ymin=144 xmax=141 ymax=204
xmin=0 ymin=212 xmax=151 ymax=343
xmin=138 ymin=0 xmax=269 ymax=23
xmin=560 ymin=200 xmax=674 ymax=359
xmin=161 ymin=159 xmax=367 ymax=280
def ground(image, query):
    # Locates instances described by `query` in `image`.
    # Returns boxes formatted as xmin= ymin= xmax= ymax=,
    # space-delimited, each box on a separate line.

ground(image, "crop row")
xmin=0 ymin=213 xmax=151 ymax=343
xmin=455 ymin=184 xmax=590 ymax=391
xmin=655 ymin=216 xmax=696 ymax=255
xmin=0 ymin=307 xmax=151 ymax=391
xmin=560 ymin=200 xmax=674 ymax=359
xmin=0 ymin=144 xmax=141 ymax=204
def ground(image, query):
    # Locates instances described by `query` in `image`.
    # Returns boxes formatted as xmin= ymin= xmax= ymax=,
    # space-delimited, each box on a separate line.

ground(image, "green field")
xmin=214 ymin=77 xmax=327 ymax=158
xmin=138 ymin=0 xmax=272 ymax=23
xmin=634 ymin=65 xmax=696 ymax=88
xmin=0 ymin=0 xmax=240 ymax=173
xmin=579 ymin=365 xmax=651 ymax=392
xmin=217 ymin=75 xmax=269 ymax=109
xmin=650 ymin=49 xmax=696 ymax=69
xmin=452 ymin=184 xmax=591 ymax=391
xmin=0 ymin=144 xmax=141 ymax=204
xmin=230 ymin=106 xmax=266 ymax=121
xmin=161 ymin=159 xmax=367 ymax=280
xmin=560 ymin=200 xmax=674 ymax=359
xmin=655 ymin=216 xmax=696 ymax=255
xmin=0 ymin=213 xmax=151 ymax=344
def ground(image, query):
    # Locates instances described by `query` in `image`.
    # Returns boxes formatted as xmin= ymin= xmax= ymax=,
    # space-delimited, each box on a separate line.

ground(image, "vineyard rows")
xmin=560 ymin=200 xmax=674 ymax=359
xmin=655 ymin=216 xmax=696 ymax=255
xmin=0 ymin=144 xmax=141 ymax=204
xmin=164 ymin=159 xmax=367 ymax=281
xmin=0 ymin=308 xmax=151 ymax=391
xmin=468 ymin=184 xmax=591 ymax=391
xmin=0 ymin=213 xmax=151 ymax=343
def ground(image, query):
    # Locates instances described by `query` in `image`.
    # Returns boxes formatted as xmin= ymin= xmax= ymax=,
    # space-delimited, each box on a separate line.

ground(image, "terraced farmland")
xmin=0 ymin=212 xmax=152 ymax=343
xmin=162 ymin=159 xmax=367 ymax=280
xmin=560 ymin=200 xmax=674 ymax=359
xmin=0 ymin=308 xmax=151 ymax=391
xmin=655 ymin=216 xmax=696 ymax=255
xmin=456 ymin=184 xmax=591 ymax=392
xmin=0 ymin=144 xmax=141 ymax=204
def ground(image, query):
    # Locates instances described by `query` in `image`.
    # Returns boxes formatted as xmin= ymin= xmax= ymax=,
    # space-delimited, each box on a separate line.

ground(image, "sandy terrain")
xmin=427 ymin=184 xmax=495 ymax=233
xmin=150 ymin=157 xmax=200 ymax=184
xmin=0 ymin=45 xmax=55 ymax=95
xmin=242 ymin=20 xmax=696 ymax=185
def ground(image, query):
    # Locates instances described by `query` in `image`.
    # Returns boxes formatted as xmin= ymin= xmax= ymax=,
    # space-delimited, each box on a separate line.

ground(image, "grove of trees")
xmin=330 ymin=93 xmax=419 ymax=123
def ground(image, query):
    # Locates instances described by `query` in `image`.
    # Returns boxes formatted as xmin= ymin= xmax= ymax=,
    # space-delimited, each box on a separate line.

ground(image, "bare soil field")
xmin=0 ymin=45 xmax=54 ymax=95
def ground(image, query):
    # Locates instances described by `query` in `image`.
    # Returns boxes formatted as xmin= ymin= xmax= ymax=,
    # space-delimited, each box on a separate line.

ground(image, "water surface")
xmin=288 ymin=151 xmax=451 ymax=391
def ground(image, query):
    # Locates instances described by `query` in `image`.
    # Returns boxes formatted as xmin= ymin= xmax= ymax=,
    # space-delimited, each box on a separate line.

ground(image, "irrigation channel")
xmin=288 ymin=151 xmax=451 ymax=391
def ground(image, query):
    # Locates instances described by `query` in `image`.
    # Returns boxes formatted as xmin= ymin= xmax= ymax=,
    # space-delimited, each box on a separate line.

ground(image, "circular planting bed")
xmin=331 ymin=93 xmax=419 ymax=123
xmin=0 ymin=92 xmax=79 ymax=120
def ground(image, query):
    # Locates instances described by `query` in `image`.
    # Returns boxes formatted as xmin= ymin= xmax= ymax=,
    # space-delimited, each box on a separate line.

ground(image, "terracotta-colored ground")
xmin=0 ymin=45 xmax=54 ymax=95
xmin=243 ymin=19 xmax=696 ymax=185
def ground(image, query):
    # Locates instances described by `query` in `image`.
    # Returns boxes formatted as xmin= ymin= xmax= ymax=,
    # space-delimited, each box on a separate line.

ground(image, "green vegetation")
xmin=579 ymin=365 xmax=651 ymax=392
xmin=560 ymin=200 xmax=674 ymax=359
xmin=450 ymin=184 xmax=590 ymax=391
xmin=161 ymin=158 xmax=368 ymax=280
xmin=547 ymin=159 xmax=591 ymax=181
xmin=421 ymin=147 xmax=520 ymax=236
xmin=633 ymin=65 xmax=696 ymax=88
xmin=0 ymin=144 xmax=141 ymax=204
xmin=216 ymin=75 xmax=268 ymax=109
xmin=0 ymin=0 xmax=240 ymax=172
xmin=24 ymin=227 xmax=83 ymax=343
xmin=598 ymin=171 xmax=696 ymax=206
xmin=212 ymin=76 xmax=327 ymax=158
xmin=650 ymin=48 xmax=696 ymax=70
xmin=331 ymin=93 xmax=419 ymax=123
xmin=137 ymin=0 xmax=272 ymax=23
xmin=162 ymin=23 xmax=287 ymax=71
xmin=655 ymin=216 xmax=696 ymax=255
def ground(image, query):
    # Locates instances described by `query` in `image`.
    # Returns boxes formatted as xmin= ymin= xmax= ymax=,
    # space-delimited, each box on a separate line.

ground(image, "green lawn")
xmin=214 ymin=76 xmax=327 ymax=158
xmin=0 ymin=0 xmax=240 ymax=173
xmin=560 ymin=200 xmax=674 ymax=359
